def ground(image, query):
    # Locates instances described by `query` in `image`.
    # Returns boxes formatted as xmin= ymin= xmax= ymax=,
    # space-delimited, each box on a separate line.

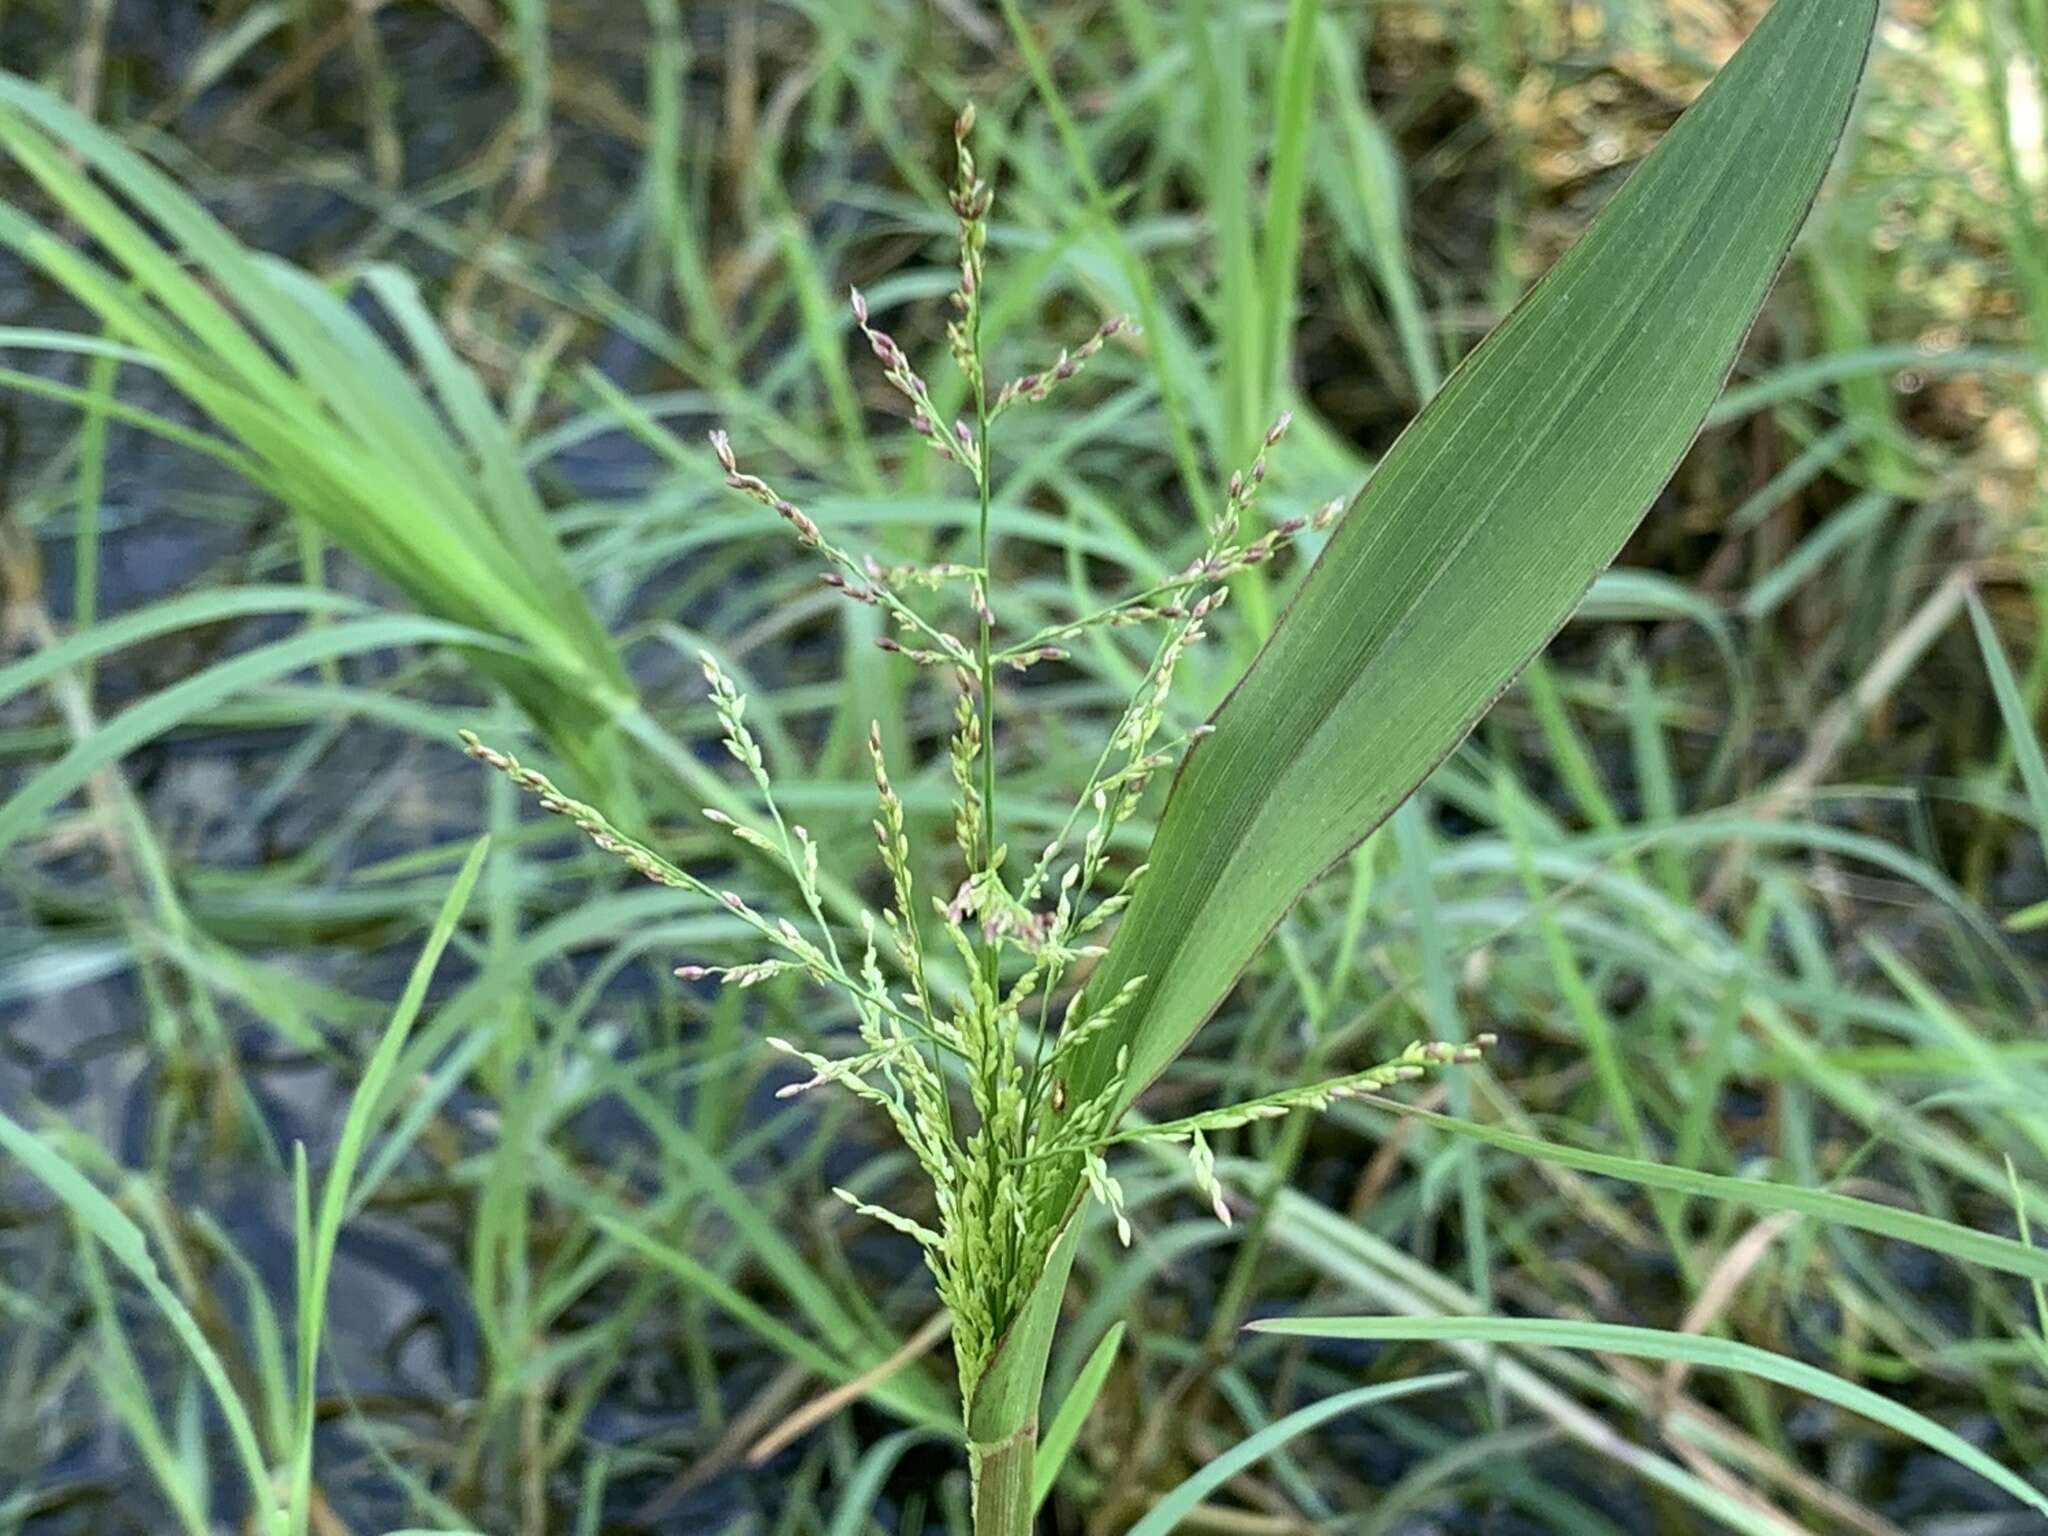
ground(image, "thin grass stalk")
xmin=970 ymin=1425 xmax=1037 ymax=1536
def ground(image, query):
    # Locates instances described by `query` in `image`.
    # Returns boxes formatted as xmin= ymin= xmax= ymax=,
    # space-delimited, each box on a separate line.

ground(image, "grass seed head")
xmin=460 ymin=105 xmax=1438 ymax=1413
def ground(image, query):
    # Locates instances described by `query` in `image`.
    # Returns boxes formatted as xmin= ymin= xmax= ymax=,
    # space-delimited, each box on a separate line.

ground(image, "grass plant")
xmin=471 ymin=3 xmax=1883 ymax=1522
xmin=0 ymin=0 xmax=2044 ymax=1530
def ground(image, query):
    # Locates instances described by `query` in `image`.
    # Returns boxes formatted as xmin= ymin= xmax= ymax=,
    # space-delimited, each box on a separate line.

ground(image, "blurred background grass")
xmin=0 ymin=0 xmax=2043 ymax=1531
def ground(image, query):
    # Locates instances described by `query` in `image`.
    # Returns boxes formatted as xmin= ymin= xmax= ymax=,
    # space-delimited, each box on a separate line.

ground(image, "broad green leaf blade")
xmin=1124 ymin=1372 xmax=1465 ymax=1536
xmin=1249 ymin=1315 xmax=2048 ymax=1518
xmin=1062 ymin=0 xmax=1878 ymax=1119
xmin=976 ymin=0 xmax=1878 ymax=1444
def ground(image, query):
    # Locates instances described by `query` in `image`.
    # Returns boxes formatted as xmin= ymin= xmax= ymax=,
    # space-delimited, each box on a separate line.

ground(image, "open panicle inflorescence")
xmin=463 ymin=111 xmax=1484 ymax=1404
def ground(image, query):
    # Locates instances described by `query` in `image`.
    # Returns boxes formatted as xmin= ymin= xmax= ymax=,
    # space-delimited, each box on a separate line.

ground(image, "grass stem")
xmin=971 ymin=1420 xmax=1038 ymax=1536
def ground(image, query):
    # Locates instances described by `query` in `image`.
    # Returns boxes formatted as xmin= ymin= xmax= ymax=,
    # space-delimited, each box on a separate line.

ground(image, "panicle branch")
xmin=708 ymin=427 xmax=974 ymax=667
xmin=992 ymin=315 xmax=1136 ymax=416
xmin=1116 ymin=1035 xmax=1501 ymax=1146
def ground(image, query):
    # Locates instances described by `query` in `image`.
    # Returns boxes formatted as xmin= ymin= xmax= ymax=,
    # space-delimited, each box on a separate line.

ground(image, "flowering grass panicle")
xmin=465 ymin=113 xmax=1487 ymax=1413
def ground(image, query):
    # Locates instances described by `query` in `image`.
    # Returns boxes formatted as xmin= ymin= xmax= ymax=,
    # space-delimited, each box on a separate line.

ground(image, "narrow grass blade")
xmin=0 ymin=72 xmax=638 ymax=793
xmin=825 ymin=1428 xmax=948 ymax=1536
xmin=604 ymin=1072 xmax=955 ymax=1427
xmin=0 ymin=615 xmax=520 ymax=858
xmin=0 ymin=1116 xmax=278 ymax=1529
xmin=1497 ymin=776 xmax=1646 ymax=1157
xmin=592 ymin=1214 xmax=857 ymax=1388
xmin=1032 ymin=1320 xmax=1124 ymax=1511
xmin=1359 ymin=1097 xmax=2048 ymax=1284
xmin=0 ymin=586 xmax=364 ymax=710
xmin=1259 ymin=0 xmax=1321 ymax=408
xmin=1317 ymin=17 xmax=1439 ymax=398
xmin=1250 ymin=1315 xmax=2048 ymax=1517
xmin=1124 ymin=1372 xmax=1465 ymax=1536
xmin=78 ymin=1242 xmax=210 ymax=1536
xmin=286 ymin=839 xmax=489 ymax=1533
xmin=1259 ymin=1193 xmax=1842 ymax=1533
xmin=1969 ymin=591 xmax=2048 ymax=865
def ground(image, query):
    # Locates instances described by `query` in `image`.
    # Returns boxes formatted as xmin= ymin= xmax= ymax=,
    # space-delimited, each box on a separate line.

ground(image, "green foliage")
xmin=0 ymin=77 xmax=637 ymax=799
xmin=979 ymin=0 xmax=1882 ymax=1493
xmin=0 ymin=844 xmax=486 ymax=1536
xmin=1124 ymin=1373 xmax=1467 ymax=1536
xmin=1252 ymin=1315 xmax=2048 ymax=1517
xmin=469 ymin=6 xmax=1885 ymax=1527
xmin=4 ymin=0 xmax=2043 ymax=1529
xmin=1053 ymin=0 xmax=1880 ymax=1140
